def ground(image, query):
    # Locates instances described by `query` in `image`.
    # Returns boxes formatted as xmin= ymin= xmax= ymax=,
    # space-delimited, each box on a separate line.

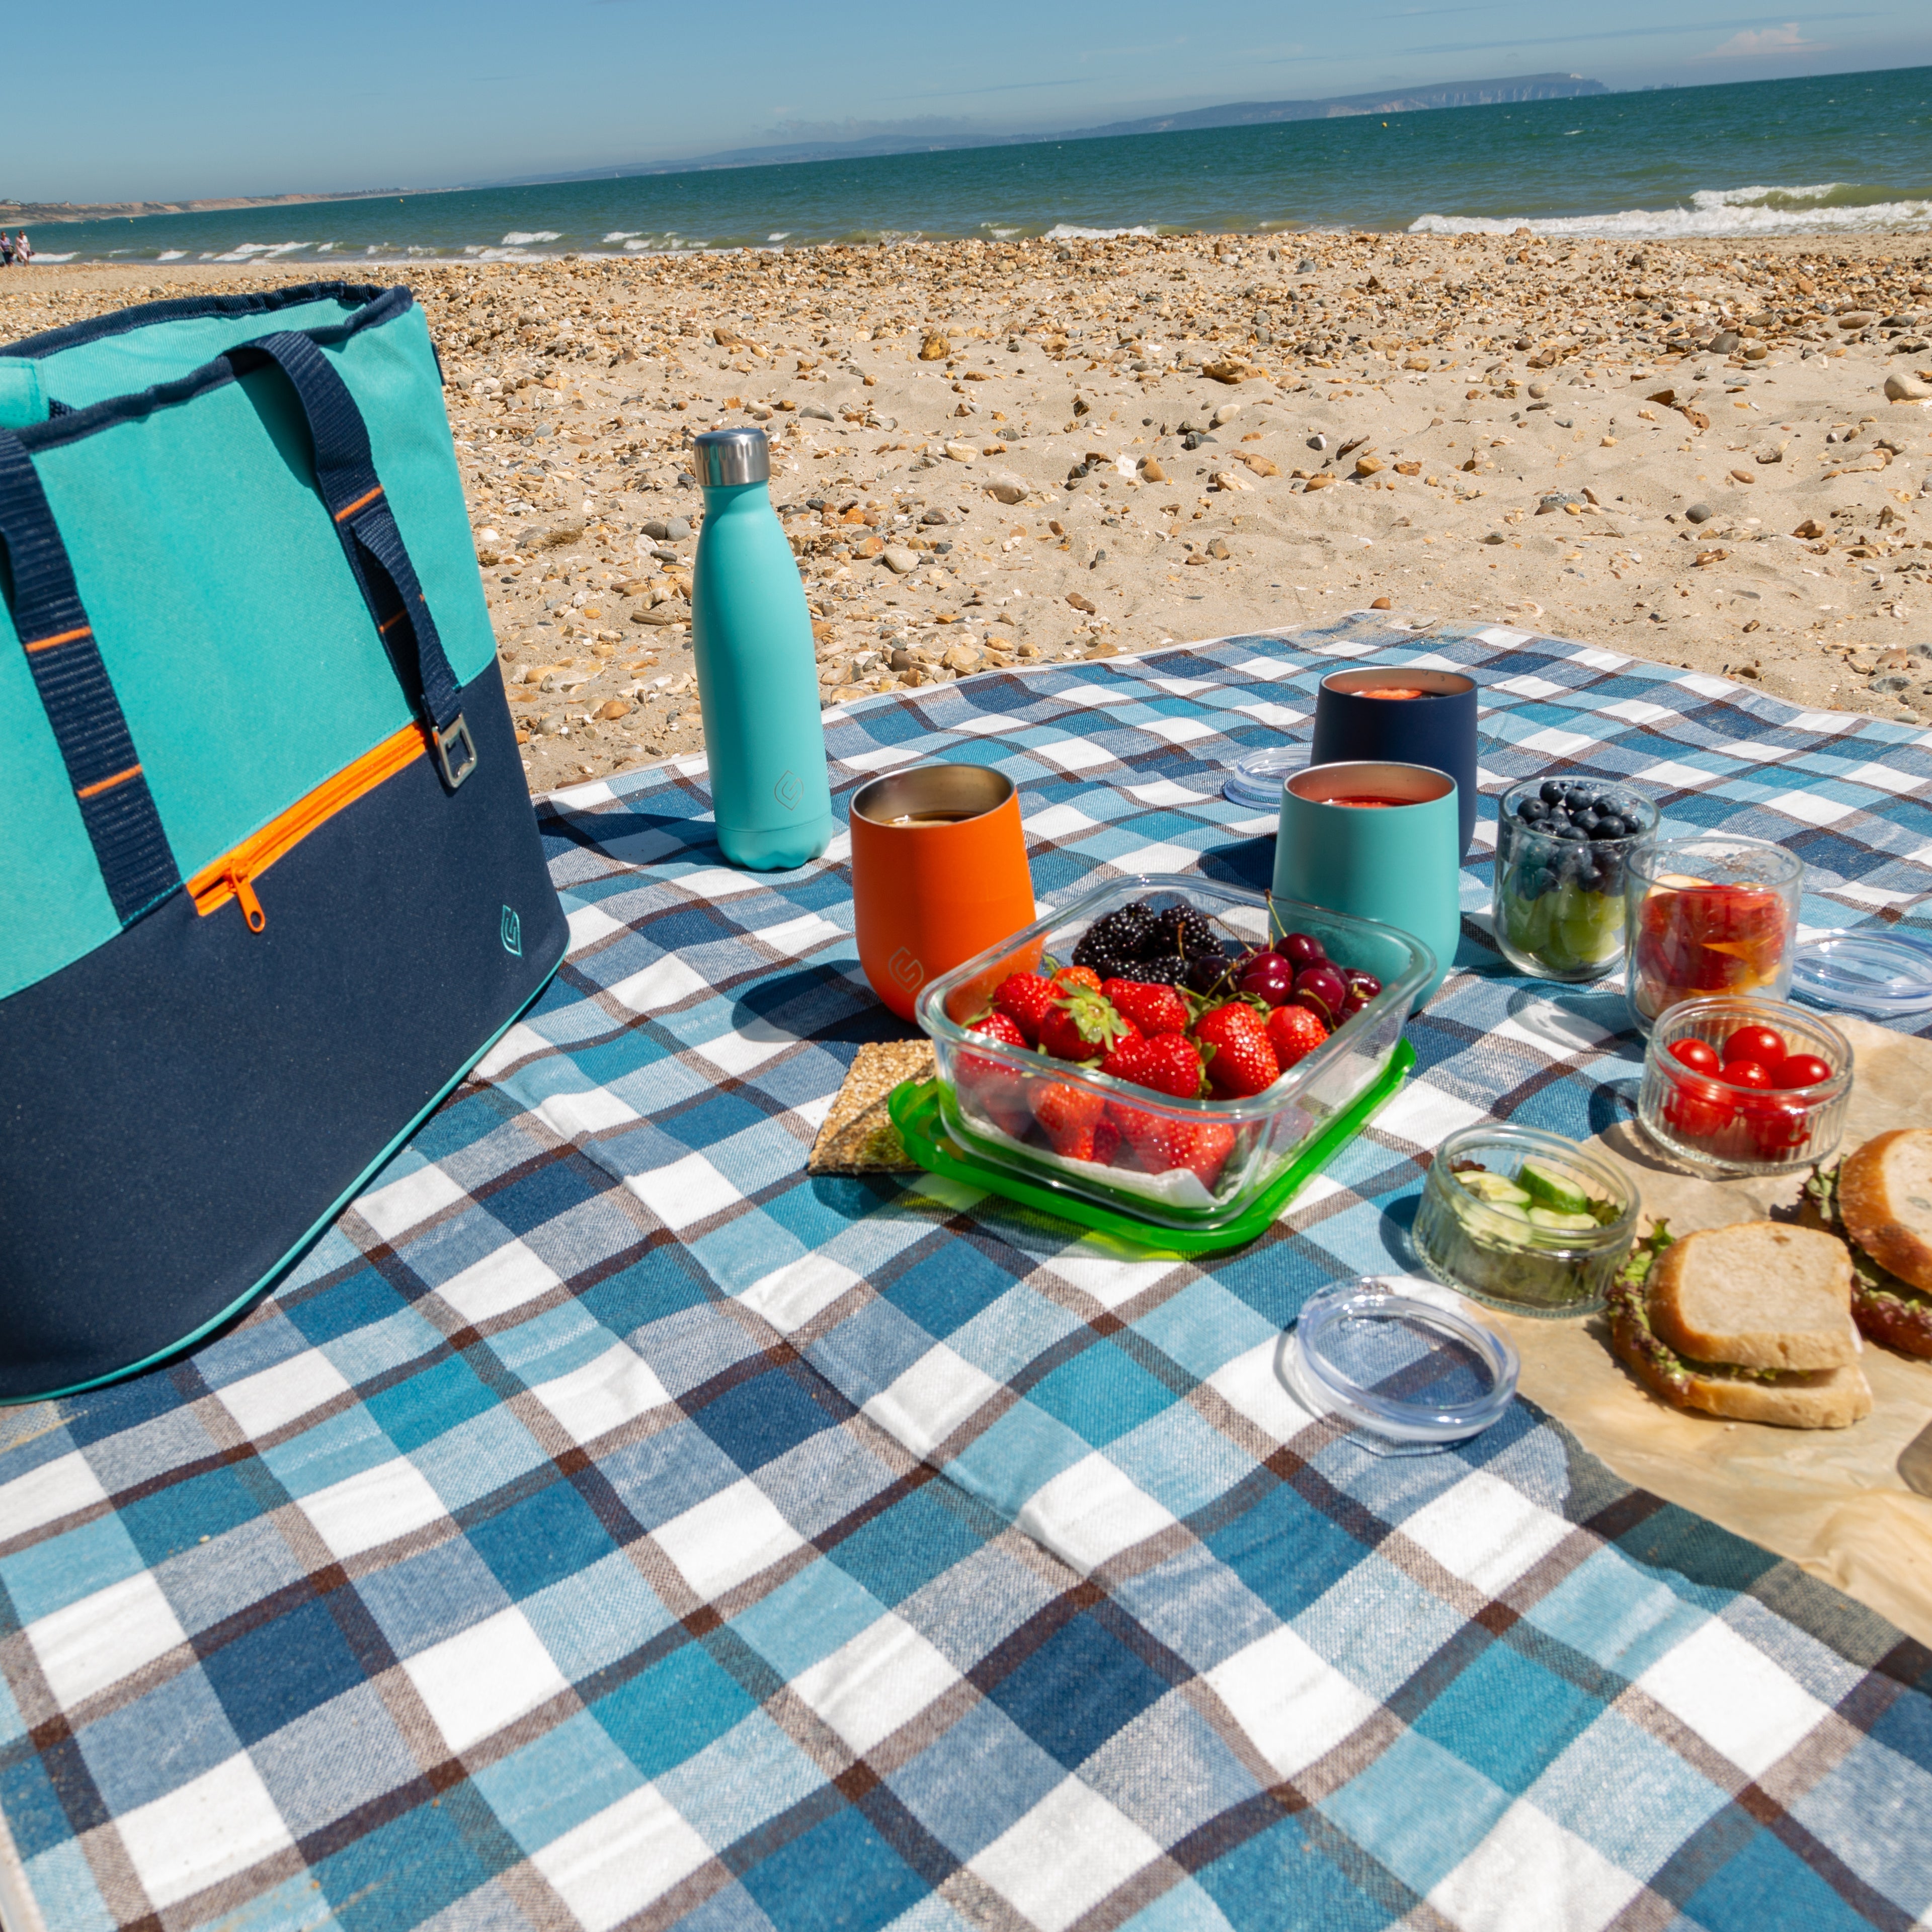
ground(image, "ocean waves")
xmin=1409 ymin=181 xmax=1932 ymax=239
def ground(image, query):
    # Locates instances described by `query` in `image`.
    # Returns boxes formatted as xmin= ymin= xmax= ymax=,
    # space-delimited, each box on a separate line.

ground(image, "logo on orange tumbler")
xmin=850 ymin=765 xmax=1038 ymax=1023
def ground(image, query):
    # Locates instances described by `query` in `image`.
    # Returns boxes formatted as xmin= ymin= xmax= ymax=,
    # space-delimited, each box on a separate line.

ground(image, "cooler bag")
xmin=0 ymin=283 xmax=569 ymax=1402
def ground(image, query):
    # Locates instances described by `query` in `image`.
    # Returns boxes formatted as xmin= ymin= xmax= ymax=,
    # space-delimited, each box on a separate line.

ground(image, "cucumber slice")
xmin=1526 ymin=1206 xmax=1600 ymax=1233
xmin=1460 ymin=1171 xmax=1533 ymax=1206
xmin=1518 ymin=1157 xmax=1591 ymax=1215
xmin=1479 ymin=1200 xmax=1533 ymax=1225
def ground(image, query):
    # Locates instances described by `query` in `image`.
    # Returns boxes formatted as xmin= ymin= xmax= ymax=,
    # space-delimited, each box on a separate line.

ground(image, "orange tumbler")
xmin=850 ymin=765 xmax=1038 ymax=1022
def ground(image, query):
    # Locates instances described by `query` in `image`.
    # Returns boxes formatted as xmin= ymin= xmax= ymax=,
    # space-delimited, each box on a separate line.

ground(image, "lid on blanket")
xmin=1223 ymin=742 xmax=1311 ymax=811
xmin=1792 ymin=928 xmax=1932 ymax=1018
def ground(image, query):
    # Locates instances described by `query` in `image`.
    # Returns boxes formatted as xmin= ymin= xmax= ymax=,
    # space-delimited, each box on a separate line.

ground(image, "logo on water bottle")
xmin=500 ymin=906 xmax=523 ymax=957
xmin=888 ymin=948 xmax=925 ymax=992
xmin=773 ymin=769 xmax=803 ymax=812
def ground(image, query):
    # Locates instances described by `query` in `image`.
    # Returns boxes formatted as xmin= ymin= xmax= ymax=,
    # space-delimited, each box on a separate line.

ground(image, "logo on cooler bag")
xmin=500 ymin=906 xmax=523 ymax=957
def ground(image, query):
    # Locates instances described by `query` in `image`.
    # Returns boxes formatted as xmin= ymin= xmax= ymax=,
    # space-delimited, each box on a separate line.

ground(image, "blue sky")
xmin=8 ymin=1 xmax=1927 ymax=202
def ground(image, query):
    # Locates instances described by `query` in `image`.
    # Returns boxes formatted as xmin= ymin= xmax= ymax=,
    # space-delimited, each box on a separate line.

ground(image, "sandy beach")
xmin=5 ymin=230 xmax=1929 ymax=793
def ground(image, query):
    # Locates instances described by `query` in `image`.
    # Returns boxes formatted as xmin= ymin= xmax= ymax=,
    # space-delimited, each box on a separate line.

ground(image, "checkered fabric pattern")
xmin=7 ymin=615 xmax=1932 ymax=1932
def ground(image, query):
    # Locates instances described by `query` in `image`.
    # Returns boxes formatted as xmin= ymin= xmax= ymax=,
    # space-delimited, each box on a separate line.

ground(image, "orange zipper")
xmin=188 ymin=719 xmax=429 ymax=931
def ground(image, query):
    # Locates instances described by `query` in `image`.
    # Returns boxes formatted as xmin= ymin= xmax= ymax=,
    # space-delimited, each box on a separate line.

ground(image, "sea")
xmin=26 ymin=65 xmax=1932 ymax=267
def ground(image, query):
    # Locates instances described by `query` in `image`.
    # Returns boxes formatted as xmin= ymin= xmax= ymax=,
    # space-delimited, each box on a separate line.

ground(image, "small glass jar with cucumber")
xmin=1413 ymin=1123 xmax=1639 ymax=1316
xmin=1493 ymin=778 xmax=1658 ymax=983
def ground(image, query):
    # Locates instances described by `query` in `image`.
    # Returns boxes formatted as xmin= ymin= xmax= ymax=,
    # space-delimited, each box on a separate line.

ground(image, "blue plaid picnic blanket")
xmin=6 ymin=615 xmax=1932 ymax=1932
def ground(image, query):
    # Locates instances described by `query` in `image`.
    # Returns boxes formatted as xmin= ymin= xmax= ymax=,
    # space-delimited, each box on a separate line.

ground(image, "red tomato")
xmin=1773 ymin=1053 xmax=1833 ymax=1090
xmin=1668 ymin=1038 xmax=1721 ymax=1075
xmin=1720 ymin=1058 xmax=1773 ymax=1090
xmin=1741 ymin=1094 xmax=1811 ymax=1157
xmin=1663 ymin=1073 xmax=1736 ymax=1140
xmin=1724 ymin=1024 xmax=1787 ymax=1069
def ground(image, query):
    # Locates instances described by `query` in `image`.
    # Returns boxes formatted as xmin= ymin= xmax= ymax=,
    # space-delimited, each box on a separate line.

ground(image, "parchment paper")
xmin=1464 ymin=1015 xmax=1932 ymax=1642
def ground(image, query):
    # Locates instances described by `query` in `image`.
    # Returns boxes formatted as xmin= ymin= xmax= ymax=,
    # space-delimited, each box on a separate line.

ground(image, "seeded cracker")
xmin=808 ymin=1041 xmax=937 ymax=1174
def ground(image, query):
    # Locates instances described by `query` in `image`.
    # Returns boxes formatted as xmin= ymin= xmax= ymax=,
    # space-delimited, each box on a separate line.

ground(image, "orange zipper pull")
xmin=228 ymin=865 xmax=266 ymax=933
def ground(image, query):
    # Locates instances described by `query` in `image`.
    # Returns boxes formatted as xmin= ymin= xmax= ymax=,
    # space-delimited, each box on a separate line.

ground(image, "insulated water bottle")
xmin=689 ymin=427 xmax=833 ymax=870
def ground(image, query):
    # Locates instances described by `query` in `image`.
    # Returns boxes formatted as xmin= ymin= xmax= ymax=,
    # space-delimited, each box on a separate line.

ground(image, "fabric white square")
xmin=1674 ymin=673 xmax=1736 ymax=699
xmin=116 ymin=1752 xmax=295 ymax=1908
xmin=1492 ymin=675 xmax=1566 ymax=701
xmin=1122 ymin=779 xmax=1211 ymax=807
xmin=1634 ymin=1617 xmax=1830 ymax=1779
xmin=1146 ymin=678 xmax=1219 ymax=698
xmin=299 ymin=1457 xmax=447 ymax=1562
xmin=740 ymin=1255 xmax=864 ymax=1335
xmin=1373 ymin=1082 xmax=1490 ymax=1149
xmin=28 ymin=1571 xmax=188 ymax=1709
xmin=1053 ymin=682 xmax=1134 ymax=708
xmin=438 ymin=1240 xmax=564 ymax=1325
xmin=1428 ymin=1797 xmax=1643 ymax=1932
xmin=1475 ymin=626 xmax=1535 ymax=649
xmin=403 ymin=1605 xmax=570 ymax=1756
xmin=218 ymin=1351 xmax=354 ymax=1438
xmin=1014 ymin=1454 xmax=1177 ymax=1577
xmin=1515 ymin=727 xmax=1596 ymax=759
xmin=1231 ymin=656 xmax=1295 ymax=680
xmin=1231 ymin=701 xmax=1307 ymax=731
xmin=1206 ymin=1340 xmax=1311 ymax=1445
xmin=1029 ymin=738 xmax=1116 ymax=774
xmin=473 ymin=1022 xmax=548 ymax=1081
xmin=1569 ymin=648 xmax=1629 ymax=671
xmin=863 ymin=1346 xmax=1001 ymax=1461
xmin=1597 ymin=698 xmax=1674 ymax=727
xmin=356 ymin=1162 xmax=467 ymax=1242
xmin=1784 ymin=710 xmax=1858 ymax=736
xmin=655 ymin=1479 xmax=806 ymax=1600
xmin=672 ymin=866 xmax=768 ymax=898
xmin=1138 ymin=715 xmax=1216 ymax=747
xmin=538 ymin=1086 xmax=641 ymax=1140
xmin=1843 ymin=761 xmax=1922 ymax=797
xmin=625 ymin=1152 xmax=742 ymax=1232
xmin=0 ymin=1450 xmax=109 ymax=1540
xmin=1399 ymin=1471 xmax=1573 ymax=1598
xmin=534 ymin=1786 xmax=713 ymax=1932
xmin=1206 ymin=1624 xmax=1380 ymax=1779
xmin=531 ymin=1344 xmax=670 ymax=1444
xmin=1111 ymin=842 xmax=1200 ymax=876
xmin=1632 ymin=759 xmax=1715 ymax=791
xmin=969 ymin=1775 xmax=1167 ymax=1932
xmin=1047 ymin=1253 xmax=1179 ymax=1314
xmin=1776 ymin=791 xmax=1858 ymax=828
xmin=566 ymin=904 xmax=627 ymax=952
xmin=1022 ymin=803 xmax=1101 ymax=840
xmin=837 ymin=742 xmax=930 ymax=773
xmin=752 ymin=913 xmax=845 ymax=959
xmin=607 ymin=954 xmax=708 ymax=1015
xmin=793 ymin=1613 xmax=961 ymax=1755
xmin=549 ymin=779 xmax=615 ymax=810
xmin=690 ymin=1030 xmax=795 ymax=1078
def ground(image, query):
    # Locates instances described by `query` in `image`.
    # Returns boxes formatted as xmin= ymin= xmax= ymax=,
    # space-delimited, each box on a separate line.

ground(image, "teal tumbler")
xmin=690 ymin=427 xmax=834 ymax=870
xmin=1272 ymin=761 xmax=1462 ymax=1001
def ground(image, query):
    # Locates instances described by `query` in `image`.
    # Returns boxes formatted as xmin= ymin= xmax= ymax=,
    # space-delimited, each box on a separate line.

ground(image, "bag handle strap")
xmin=232 ymin=332 xmax=477 ymax=789
xmin=0 ymin=428 xmax=182 ymax=925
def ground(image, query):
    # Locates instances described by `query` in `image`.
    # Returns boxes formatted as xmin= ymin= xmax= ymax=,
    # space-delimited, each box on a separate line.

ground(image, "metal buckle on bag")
xmin=435 ymin=714 xmax=478 ymax=789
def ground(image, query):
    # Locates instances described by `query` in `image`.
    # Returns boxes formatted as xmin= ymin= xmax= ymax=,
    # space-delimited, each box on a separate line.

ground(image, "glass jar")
xmin=1413 ymin=1124 xmax=1640 ymax=1318
xmin=1626 ymin=836 xmax=1803 ymax=1033
xmin=1492 ymin=778 xmax=1658 ymax=982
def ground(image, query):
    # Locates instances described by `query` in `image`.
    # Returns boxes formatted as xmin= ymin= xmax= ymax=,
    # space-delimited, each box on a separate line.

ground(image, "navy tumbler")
xmin=1311 ymin=665 xmax=1480 ymax=857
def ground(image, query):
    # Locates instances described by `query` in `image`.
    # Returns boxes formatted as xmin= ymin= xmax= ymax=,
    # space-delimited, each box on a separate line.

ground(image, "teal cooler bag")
xmin=0 ymin=283 xmax=568 ymax=1401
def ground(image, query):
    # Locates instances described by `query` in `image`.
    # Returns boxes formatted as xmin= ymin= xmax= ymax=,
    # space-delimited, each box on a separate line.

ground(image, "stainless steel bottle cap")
xmin=692 ymin=427 xmax=770 ymax=487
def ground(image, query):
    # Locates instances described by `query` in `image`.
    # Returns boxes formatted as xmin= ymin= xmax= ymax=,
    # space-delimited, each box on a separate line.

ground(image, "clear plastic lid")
xmin=1223 ymin=743 xmax=1312 ymax=810
xmin=1279 ymin=1276 xmax=1520 ymax=1456
xmin=1791 ymin=928 xmax=1932 ymax=1018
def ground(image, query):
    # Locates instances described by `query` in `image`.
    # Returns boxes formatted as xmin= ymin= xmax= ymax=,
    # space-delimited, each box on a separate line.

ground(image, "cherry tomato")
xmin=1663 ymin=1073 xmax=1736 ymax=1140
xmin=1741 ymin=1093 xmax=1811 ymax=1157
xmin=1720 ymin=1058 xmax=1773 ymax=1090
xmin=1724 ymin=1024 xmax=1787 ymax=1069
xmin=1773 ymin=1053 xmax=1833 ymax=1090
xmin=1668 ymin=1038 xmax=1721 ymax=1076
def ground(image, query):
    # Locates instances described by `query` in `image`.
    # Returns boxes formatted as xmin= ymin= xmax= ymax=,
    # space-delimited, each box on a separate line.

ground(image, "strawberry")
xmin=1029 ymin=1080 xmax=1109 ymax=1160
xmin=1265 ymin=1004 xmax=1329 ymax=1071
xmin=1052 ymin=964 xmax=1102 ymax=994
xmin=993 ymin=972 xmax=1057 ymax=1046
xmin=1102 ymin=978 xmax=1189 ymax=1038
xmin=957 ymin=1012 xmax=1033 ymax=1137
xmin=1193 ymin=1002 xmax=1280 ymax=1099
xmin=1107 ymin=1105 xmax=1237 ymax=1188
xmin=1038 ymin=985 xmax=1138 ymax=1063
xmin=1101 ymin=1032 xmax=1206 ymax=1099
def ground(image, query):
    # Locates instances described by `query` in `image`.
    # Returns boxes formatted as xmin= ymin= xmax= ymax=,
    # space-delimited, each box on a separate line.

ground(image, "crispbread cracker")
xmin=807 ymin=1041 xmax=936 ymax=1174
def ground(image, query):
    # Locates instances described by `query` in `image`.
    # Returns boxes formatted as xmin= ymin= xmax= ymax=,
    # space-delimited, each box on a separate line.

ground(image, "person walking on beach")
xmin=0 ymin=235 xmax=13 ymax=269
xmin=14 ymin=233 xmax=29 ymax=266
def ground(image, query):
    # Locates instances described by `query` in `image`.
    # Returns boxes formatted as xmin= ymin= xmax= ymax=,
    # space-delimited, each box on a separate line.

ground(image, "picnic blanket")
xmin=5 ymin=614 xmax=1932 ymax=1932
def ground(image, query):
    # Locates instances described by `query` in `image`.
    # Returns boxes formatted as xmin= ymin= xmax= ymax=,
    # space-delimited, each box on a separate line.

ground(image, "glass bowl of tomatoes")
xmin=1636 ymin=997 xmax=1853 ymax=1177
xmin=1626 ymin=837 xmax=1804 ymax=1033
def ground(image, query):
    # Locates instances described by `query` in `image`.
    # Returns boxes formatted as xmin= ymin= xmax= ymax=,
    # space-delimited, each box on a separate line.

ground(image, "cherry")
xmin=1668 ymin=1038 xmax=1721 ymax=1076
xmin=1238 ymin=958 xmax=1295 ymax=1006
xmin=1276 ymin=932 xmax=1328 ymax=971
xmin=1343 ymin=969 xmax=1382 ymax=1003
xmin=1772 ymin=1053 xmax=1833 ymax=1090
xmin=1720 ymin=1058 xmax=1773 ymax=1090
xmin=1724 ymin=1024 xmax=1787 ymax=1070
xmin=1292 ymin=964 xmax=1347 ymax=1022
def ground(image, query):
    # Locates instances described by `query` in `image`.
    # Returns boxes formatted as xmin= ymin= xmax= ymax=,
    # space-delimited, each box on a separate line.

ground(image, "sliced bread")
xmin=1608 ymin=1322 xmax=1873 ymax=1429
xmin=1839 ymin=1128 xmax=1932 ymax=1295
xmin=1649 ymin=1223 xmax=1856 ymax=1372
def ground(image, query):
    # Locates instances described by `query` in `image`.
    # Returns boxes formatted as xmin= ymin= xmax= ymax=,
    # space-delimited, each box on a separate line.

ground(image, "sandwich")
xmin=1606 ymin=1220 xmax=1872 ymax=1428
xmin=1804 ymin=1128 xmax=1932 ymax=1358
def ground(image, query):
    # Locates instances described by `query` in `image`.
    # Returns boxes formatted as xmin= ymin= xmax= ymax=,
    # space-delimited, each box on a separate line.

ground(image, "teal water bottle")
xmin=689 ymin=427 xmax=833 ymax=870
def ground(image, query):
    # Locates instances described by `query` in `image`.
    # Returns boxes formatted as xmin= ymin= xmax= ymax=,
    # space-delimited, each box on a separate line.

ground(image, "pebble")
xmin=1685 ymin=503 xmax=1714 ymax=523
xmin=642 ymin=517 xmax=690 ymax=541
xmin=881 ymin=546 xmax=920 ymax=574
xmin=1884 ymin=372 xmax=1930 ymax=401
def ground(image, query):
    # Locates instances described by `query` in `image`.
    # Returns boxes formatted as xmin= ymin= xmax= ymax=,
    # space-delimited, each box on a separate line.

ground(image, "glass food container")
xmin=1637 ymin=996 xmax=1854 ymax=1179
xmin=914 ymin=874 xmax=1432 ymax=1232
xmin=1492 ymin=777 xmax=1658 ymax=982
xmin=1626 ymin=836 xmax=1803 ymax=1033
xmin=1413 ymin=1123 xmax=1640 ymax=1317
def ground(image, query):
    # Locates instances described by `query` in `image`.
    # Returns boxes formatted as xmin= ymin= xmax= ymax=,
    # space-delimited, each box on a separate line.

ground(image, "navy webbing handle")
xmin=0 ymin=429 xmax=182 ymax=926
xmin=234 ymin=332 xmax=476 ymax=789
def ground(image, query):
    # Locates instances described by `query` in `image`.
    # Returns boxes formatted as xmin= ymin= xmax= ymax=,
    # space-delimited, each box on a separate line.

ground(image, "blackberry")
xmin=1131 ymin=954 xmax=1191 ymax=987
xmin=1154 ymin=902 xmax=1217 ymax=958
xmin=1071 ymin=931 xmax=1137 ymax=980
